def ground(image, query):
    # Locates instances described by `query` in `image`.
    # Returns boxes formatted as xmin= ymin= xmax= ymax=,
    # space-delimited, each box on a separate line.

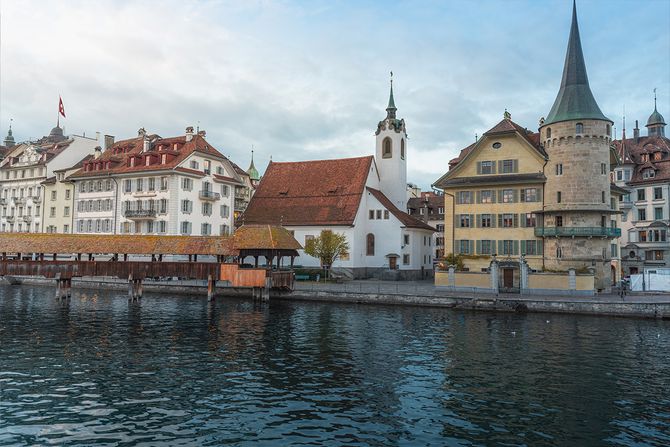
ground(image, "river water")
xmin=0 ymin=285 xmax=669 ymax=446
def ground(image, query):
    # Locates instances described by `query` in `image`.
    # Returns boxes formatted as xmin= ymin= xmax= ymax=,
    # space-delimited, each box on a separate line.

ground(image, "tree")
xmin=304 ymin=230 xmax=350 ymax=278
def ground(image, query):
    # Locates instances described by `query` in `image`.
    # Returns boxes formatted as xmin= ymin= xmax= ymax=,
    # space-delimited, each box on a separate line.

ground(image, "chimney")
xmin=185 ymin=126 xmax=195 ymax=142
xmin=104 ymin=135 xmax=115 ymax=150
xmin=94 ymin=146 xmax=102 ymax=159
xmin=143 ymin=136 xmax=150 ymax=152
xmin=634 ymin=120 xmax=640 ymax=142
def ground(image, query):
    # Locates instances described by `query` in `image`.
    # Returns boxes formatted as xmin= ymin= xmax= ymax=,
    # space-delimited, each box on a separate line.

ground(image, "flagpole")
xmin=57 ymin=95 xmax=60 ymax=128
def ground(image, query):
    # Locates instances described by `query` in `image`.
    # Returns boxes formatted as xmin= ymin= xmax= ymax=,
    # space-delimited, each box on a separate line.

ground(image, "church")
xmin=242 ymin=84 xmax=435 ymax=279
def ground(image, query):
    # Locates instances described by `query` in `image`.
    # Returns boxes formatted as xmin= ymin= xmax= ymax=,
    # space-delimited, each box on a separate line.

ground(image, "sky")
xmin=0 ymin=0 xmax=669 ymax=189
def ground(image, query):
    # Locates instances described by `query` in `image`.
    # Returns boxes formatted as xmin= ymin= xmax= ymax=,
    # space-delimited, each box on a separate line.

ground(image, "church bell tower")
xmin=375 ymin=73 xmax=408 ymax=210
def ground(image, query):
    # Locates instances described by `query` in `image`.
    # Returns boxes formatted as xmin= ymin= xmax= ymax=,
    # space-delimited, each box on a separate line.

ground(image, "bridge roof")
xmin=0 ymin=225 xmax=300 ymax=256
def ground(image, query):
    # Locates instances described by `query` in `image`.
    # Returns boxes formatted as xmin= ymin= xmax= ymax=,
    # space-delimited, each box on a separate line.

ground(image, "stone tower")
xmin=375 ymin=76 xmax=408 ymax=210
xmin=539 ymin=1 xmax=615 ymax=290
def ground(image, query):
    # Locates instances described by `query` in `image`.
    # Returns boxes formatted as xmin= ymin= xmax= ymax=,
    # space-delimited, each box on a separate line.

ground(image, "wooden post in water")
xmin=136 ymin=279 xmax=143 ymax=300
xmin=128 ymin=274 xmax=134 ymax=301
xmin=207 ymin=274 xmax=215 ymax=301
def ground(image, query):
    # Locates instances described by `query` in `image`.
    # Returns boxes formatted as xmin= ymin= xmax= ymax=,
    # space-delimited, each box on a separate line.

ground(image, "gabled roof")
xmin=544 ymin=2 xmax=610 ymax=125
xmin=367 ymin=187 xmax=435 ymax=231
xmin=611 ymin=135 xmax=670 ymax=185
xmin=242 ymin=156 xmax=374 ymax=226
xmin=408 ymin=192 xmax=445 ymax=219
xmin=68 ymin=134 xmax=230 ymax=179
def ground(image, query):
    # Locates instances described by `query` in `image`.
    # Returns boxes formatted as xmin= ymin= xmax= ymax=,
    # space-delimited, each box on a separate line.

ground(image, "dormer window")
xmin=653 ymin=151 xmax=662 ymax=161
xmin=641 ymin=154 xmax=649 ymax=162
xmin=643 ymin=169 xmax=655 ymax=179
xmin=382 ymin=137 xmax=392 ymax=159
xmin=576 ymin=123 xmax=583 ymax=134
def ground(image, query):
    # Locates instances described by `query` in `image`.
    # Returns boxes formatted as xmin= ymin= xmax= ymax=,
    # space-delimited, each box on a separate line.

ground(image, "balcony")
xmin=199 ymin=190 xmax=220 ymax=201
xmin=31 ymin=195 xmax=41 ymax=202
xmin=6 ymin=216 xmax=15 ymax=223
xmin=22 ymin=216 xmax=32 ymax=223
xmin=234 ymin=199 xmax=248 ymax=212
xmin=535 ymin=227 xmax=622 ymax=238
xmin=13 ymin=197 xmax=26 ymax=205
xmin=235 ymin=189 xmax=249 ymax=199
xmin=123 ymin=209 xmax=157 ymax=219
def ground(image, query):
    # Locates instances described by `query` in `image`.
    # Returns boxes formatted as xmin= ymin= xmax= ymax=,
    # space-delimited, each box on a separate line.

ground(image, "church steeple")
xmin=3 ymin=119 xmax=16 ymax=147
xmin=247 ymin=149 xmax=260 ymax=183
xmin=544 ymin=1 xmax=610 ymax=125
xmin=647 ymin=89 xmax=666 ymax=137
xmin=386 ymin=71 xmax=397 ymax=119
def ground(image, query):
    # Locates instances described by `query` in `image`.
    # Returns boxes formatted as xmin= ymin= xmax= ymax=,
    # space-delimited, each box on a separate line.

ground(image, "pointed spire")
xmin=3 ymin=118 xmax=16 ymax=147
xmin=386 ymin=71 xmax=397 ymax=119
xmin=247 ymin=147 xmax=260 ymax=181
xmin=544 ymin=1 xmax=610 ymax=125
xmin=647 ymin=88 xmax=666 ymax=127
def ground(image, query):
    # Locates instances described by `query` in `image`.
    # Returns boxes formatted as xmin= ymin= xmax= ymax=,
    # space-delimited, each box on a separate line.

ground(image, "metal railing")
xmin=199 ymin=190 xmax=221 ymax=201
xmin=535 ymin=226 xmax=621 ymax=238
xmin=123 ymin=209 xmax=157 ymax=218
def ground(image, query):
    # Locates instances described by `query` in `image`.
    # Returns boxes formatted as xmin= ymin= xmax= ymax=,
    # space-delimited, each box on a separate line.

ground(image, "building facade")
xmin=612 ymin=105 xmax=669 ymax=274
xmin=407 ymin=190 xmax=445 ymax=261
xmin=0 ymin=125 xmax=99 ymax=233
xmin=68 ymin=127 xmax=249 ymax=236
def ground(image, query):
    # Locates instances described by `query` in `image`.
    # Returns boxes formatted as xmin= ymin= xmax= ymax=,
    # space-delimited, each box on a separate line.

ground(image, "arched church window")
xmin=382 ymin=138 xmax=392 ymax=159
xmin=576 ymin=123 xmax=583 ymax=134
xmin=546 ymin=127 xmax=551 ymax=139
xmin=366 ymin=233 xmax=375 ymax=256
xmin=401 ymin=139 xmax=405 ymax=160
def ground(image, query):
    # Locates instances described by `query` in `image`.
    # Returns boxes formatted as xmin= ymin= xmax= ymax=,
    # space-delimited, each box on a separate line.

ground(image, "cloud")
xmin=1 ymin=0 xmax=668 ymax=190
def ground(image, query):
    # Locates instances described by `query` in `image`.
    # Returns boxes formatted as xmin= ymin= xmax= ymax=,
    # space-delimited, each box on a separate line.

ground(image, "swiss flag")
xmin=58 ymin=96 xmax=66 ymax=118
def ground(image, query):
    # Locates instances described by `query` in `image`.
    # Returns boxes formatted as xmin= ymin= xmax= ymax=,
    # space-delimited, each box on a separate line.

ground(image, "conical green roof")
xmin=647 ymin=105 xmax=666 ymax=127
xmin=544 ymin=1 xmax=610 ymax=126
xmin=247 ymin=152 xmax=260 ymax=181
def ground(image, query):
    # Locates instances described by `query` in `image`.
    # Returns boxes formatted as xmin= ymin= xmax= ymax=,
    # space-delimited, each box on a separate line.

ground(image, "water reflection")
xmin=0 ymin=285 xmax=669 ymax=446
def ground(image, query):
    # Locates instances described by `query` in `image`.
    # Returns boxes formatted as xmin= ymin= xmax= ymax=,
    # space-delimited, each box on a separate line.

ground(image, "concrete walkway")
xmin=294 ymin=279 xmax=670 ymax=304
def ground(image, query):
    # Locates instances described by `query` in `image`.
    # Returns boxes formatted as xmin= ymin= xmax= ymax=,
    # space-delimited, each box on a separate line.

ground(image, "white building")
xmin=68 ymin=127 xmax=250 ymax=236
xmin=243 ymin=84 xmax=435 ymax=279
xmin=0 ymin=125 xmax=100 ymax=233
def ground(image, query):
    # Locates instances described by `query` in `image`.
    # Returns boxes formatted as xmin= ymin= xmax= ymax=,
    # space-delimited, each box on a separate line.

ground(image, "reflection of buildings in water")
xmin=207 ymin=303 xmax=267 ymax=361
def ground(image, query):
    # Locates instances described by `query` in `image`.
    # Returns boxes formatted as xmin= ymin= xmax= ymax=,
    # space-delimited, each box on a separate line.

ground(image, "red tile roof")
xmin=367 ymin=187 xmax=435 ymax=231
xmin=242 ymin=156 xmax=374 ymax=226
xmin=407 ymin=191 xmax=445 ymax=219
xmin=68 ymin=134 xmax=228 ymax=179
xmin=611 ymin=135 xmax=670 ymax=185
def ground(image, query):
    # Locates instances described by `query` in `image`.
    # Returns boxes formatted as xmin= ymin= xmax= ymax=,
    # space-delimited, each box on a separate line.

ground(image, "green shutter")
xmin=512 ymin=190 xmax=518 ymax=203
xmin=455 ymin=240 xmax=460 ymax=254
xmin=513 ymin=159 xmax=518 ymax=173
xmin=475 ymin=214 xmax=480 ymax=228
xmin=470 ymin=214 xmax=475 ymax=228
xmin=476 ymin=239 xmax=481 ymax=254
xmin=520 ymin=189 xmax=526 ymax=202
xmin=538 ymin=240 xmax=543 ymax=255
xmin=498 ymin=190 xmax=503 ymax=203
xmin=520 ymin=213 xmax=526 ymax=228
xmin=491 ymin=213 xmax=496 ymax=228
xmin=520 ymin=240 xmax=526 ymax=255
xmin=491 ymin=162 xmax=497 ymax=174
xmin=491 ymin=190 xmax=497 ymax=203
xmin=498 ymin=160 xmax=503 ymax=173
xmin=476 ymin=162 xmax=482 ymax=174
xmin=514 ymin=240 xmax=519 ymax=255
xmin=537 ymin=188 xmax=542 ymax=202
xmin=470 ymin=240 xmax=475 ymax=255
xmin=513 ymin=214 xmax=519 ymax=227
xmin=497 ymin=240 xmax=503 ymax=255
xmin=476 ymin=191 xmax=481 ymax=203
xmin=498 ymin=214 xmax=503 ymax=227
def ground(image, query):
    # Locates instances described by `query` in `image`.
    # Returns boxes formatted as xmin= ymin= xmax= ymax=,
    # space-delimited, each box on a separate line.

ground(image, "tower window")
xmin=576 ymin=123 xmax=583 ymax=134
xmin=556 ymin=163 xmax=563 ymax=175
xmin=606 ymin=124 xmax=611 ymax=136
xmin=557 ymin=191 xmax=562 ymax=203
xmin=400 ymin=139 xmax=405 ymax=160
xmin=546 ymin=128 xmax=551 ymax=139
xmin=382 ymin=137 xmax=392 ymax=159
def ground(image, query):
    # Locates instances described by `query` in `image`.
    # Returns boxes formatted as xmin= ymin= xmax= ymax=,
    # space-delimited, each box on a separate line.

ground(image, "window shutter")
xmin=520 ymin=240 xmax=526 ymax=255
xmin=520 ymin=189 xmax=526 ymax=202
xmin=470 ymin=214 xmax=475 ymax=228
xmin=498 ymin=190 xmax=503 ymax=203
xmin=476 ymin=239 xmax=481 ymax=254
xmin=513 ymin=159 xmax=518 ymax=173
xmin=455 ymin=240 xmax=460 ymax=254
xmin=537 ymin=188 xmax=542 ymax=202
xmin=456 ymin=214 xmax=460 ymax=227
xmin=491 ymin=162 xmax=497 ymax=174
xmin=498 ymin=214 xmax=503 ymax=227
xmin=491 ymin=191 xmax=497 ymax=203
xmin=498 ymin=160 xmax=503 ymax=173
xmin=538 ymin=240 xmax=543 ymax=255
xmin=497 ymin=240 xmax=503 ymax=255
xmin=475 ymin=214 xmax=480 ymax=228
xmin=476 ymin=162 xmax=482 ymax=174
xmin=491 ymin=214 xmax=496 ymax=228
xmin=514 ymin=240 xmax=519 ymax=255
xmin=513 ymin=190 xmax=518 ymax=203
xmin=520 ymin=214 xmax=526 ymax=228
xmin=470 ymin=240 xmax=475 ymax=255
xmin=513 ymin=214 xmax=519 ymax=227
xmin=476 ymin=191 xmax=481 ymax=203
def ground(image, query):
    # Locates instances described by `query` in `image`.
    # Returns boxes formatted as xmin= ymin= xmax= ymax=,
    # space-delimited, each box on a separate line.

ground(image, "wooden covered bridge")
xmin=0 ymin=225 xmax=301 ymax=300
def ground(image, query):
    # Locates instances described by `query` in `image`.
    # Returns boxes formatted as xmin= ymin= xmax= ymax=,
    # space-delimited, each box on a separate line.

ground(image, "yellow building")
xmin=433 ymin=114 xmax=547 ymax=290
